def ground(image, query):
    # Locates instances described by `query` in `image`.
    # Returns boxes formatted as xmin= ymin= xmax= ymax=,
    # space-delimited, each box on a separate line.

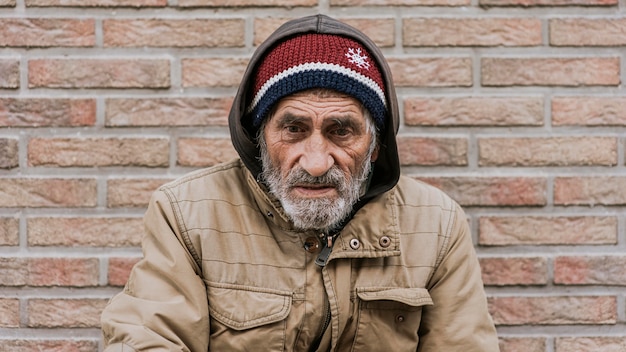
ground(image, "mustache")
xmin=285 ymin=166 xmax=346 ymax=190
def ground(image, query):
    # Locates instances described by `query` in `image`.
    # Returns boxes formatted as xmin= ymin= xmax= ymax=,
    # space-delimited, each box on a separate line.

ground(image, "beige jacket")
xmin=101 ymin=159 xmax=499 ymax=351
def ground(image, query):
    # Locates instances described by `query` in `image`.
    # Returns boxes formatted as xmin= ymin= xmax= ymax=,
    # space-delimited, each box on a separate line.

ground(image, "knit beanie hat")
xmin=247 ymin=33 xmax=387 ymax=129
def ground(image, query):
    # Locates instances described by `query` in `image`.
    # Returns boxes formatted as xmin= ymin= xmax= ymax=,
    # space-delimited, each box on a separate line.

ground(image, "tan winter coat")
xmin=102 ymin=159 xmax=498 ymax=351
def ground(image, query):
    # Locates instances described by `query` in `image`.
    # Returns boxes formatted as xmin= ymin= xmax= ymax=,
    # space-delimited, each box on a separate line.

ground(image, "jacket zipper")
xmin=315 ymin=232 xmax=336 ymax=267
xmin=310 ymin=233 xmax=336 ymax=351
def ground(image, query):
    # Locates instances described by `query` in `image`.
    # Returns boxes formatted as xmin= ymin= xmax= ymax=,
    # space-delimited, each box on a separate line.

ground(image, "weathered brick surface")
xmin=417 ymin=177 xmax=547 ymax=206
xmin=2 ymin=2 xmax=626 ymax=349
xmin=107 ymin=178 xmax=172 ymax=208
xmin=404 ymin=96 xmax=543 ymax=126
xmin=388 ymin=57 xmax=472 ymax=87
xmin=556 ymin=337 xmax=626 ymax=352
xmin=489 ymin=296 xmax=617 ymax=325
xmin=29 ymin=59 xmax=170 ymax=88
xmin=499 ymin=337 xmax=546 ymax=352
xmin=0 ymin=19 xmax=95 ymax=47
xmin=550 ymin=18 xmax=626 ymax=46
xmin=0 ymin=257 xmax=99 ymax=286
xmin=397 ymin=136 xmax=467 ymax=166
xmin=108 ymin=257 xmax=141 ymax=286
xmin=104 ymin=19 xmax=245 ymax=47
xmin=554 ymin=177 xmax=626 ymax=206
xmin=0 ymin=217 xmax=19 ymax=246
xmin=0 ymin=98 xmax=96 ymax=127
xmin=27 ymin=299 xmax=108 ymax=328
xmin=2 ymin=340 xmax=98 ymax=352
xmin=479 ymin=216 xmax=617 ymax=245
xmin=554 ymin=256 xmax=626 ymax=285
xmin=0 ymin=138 xmax=18 ymax=169
xmin=552 ymin=96 xmax=626 ymax=126
xmin=28 ymin=217 xmax=143 ymax=247
xmin=482 ymin=57 xmax=620 ymax=86
xmin=177 ymin=138 xmax=239 ymax=167
xmin=403 ymin=18 xmax=542 ymax=47
xmin=28 ymin=138 xmax=169 ymax=167
xmin=182 ymin=58 xmax=248 ymax=87
xmin=106 ymin=98 xmax=230 ymax=127
xmin=0 ymin=179 xmax=97 ymax=207
xmin=0 ymin=59 xmax=19 ymax=88
xmin=478 ymin=137 xmax=617 ymax=166
xmin=480 ymin=257 xmax=548 ymax=286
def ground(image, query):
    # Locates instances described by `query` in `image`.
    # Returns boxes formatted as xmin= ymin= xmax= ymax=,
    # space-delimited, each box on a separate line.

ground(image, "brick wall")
xmin=0 ymin=0 xmax=624 ymax=351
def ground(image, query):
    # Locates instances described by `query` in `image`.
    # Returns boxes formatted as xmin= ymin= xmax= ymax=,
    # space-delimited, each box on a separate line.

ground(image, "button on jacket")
xmin=101 ymin=14 xmax=500 ymax=352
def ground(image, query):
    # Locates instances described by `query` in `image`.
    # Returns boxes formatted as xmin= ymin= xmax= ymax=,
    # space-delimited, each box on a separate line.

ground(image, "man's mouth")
xmin=291 ymin=183 xmax=337 ymax=198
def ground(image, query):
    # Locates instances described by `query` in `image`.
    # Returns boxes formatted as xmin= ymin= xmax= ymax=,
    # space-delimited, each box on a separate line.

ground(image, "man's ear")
xmin=370 ymin=145 xmax=380 ymax=162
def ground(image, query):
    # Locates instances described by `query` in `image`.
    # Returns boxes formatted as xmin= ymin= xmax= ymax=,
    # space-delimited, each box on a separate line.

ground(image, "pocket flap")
xmin=357 ymin=287 xmax=433 ymax=307
xmin=206 ymin=281 xmax=292 ymax=330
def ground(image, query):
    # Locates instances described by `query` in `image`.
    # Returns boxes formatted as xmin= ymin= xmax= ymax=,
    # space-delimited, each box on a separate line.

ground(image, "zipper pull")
xmin=315 ymin=234 xmax=334 ymax=267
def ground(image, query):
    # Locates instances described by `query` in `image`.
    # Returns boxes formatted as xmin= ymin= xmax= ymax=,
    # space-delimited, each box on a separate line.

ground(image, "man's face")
xmin=260 ymin=90 xmax=378 ymax=232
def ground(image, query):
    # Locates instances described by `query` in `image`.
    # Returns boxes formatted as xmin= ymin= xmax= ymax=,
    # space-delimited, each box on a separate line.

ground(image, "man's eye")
xmin=285 ymin=125 xmax=303 ymax=133
xmin=332 ymin=128 xmax=351 ymax=137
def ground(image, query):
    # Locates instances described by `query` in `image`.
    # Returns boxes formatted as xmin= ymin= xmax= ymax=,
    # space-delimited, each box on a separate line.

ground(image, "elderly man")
xmin=101 ymin=14 xmax=500 ymax=352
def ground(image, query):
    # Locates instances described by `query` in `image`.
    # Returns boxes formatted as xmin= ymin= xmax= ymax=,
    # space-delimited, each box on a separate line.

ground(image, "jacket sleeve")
xmin=101 ymin=189 xmax=210 ymax=352
xmin=418 ymin=203 xmax=500 ymax=352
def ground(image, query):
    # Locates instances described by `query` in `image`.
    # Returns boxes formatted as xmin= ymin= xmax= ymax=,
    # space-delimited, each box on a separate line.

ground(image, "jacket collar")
xmin=243 ymin=164 xmax=401 ymax=260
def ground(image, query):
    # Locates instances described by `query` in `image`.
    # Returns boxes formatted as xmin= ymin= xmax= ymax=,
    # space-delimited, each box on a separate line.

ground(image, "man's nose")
xmin=299 ymin=137 xmax=334 ymax=177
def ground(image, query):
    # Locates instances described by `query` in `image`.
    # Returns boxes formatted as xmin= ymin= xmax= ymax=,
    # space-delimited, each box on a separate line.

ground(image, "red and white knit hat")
xmin=247 ymin=33 xmax=387 ymax=128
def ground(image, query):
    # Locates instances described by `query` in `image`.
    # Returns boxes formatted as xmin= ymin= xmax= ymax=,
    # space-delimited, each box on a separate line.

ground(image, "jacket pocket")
xmin=352 ymin=287 xmax=433 ymax=352
xmin=205 ymin=281 xmax=292 ymax=351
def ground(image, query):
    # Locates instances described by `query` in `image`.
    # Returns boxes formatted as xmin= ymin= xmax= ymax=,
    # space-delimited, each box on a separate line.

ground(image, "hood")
xmin=229 ymin=14 xmax=400 ymax=203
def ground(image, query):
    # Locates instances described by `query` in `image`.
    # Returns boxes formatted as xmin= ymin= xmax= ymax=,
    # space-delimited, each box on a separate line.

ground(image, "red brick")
xmin=397 ymin=136 xmax=467 ymax=166
xmin=405 ymin=96 xmax=543 ymax=126
xmin=178 ymin=0 xmax=315 ymax=6
xmin=489 ymin=296 xmax=616 ymax=325
xmin=177 ymin=138 xmax=239 ymax=167
xmin=388 ymin=57 xmax=472 ymax=87
xmin=28 ymin=59 xmax=170 ymax=88
xmin=0 ymin=0 xmax=16 ymax=6
xmin=0 ymin=59 xmax=19 ymax=88
xmin=0 ymin=257 xmax=99 ymax=287
xmin=552 ymin=96 xmax=626 ymax=126
xmin=480 ymin=257 xmax=548 ymax=286
xmin=0 ymin=178 xmax=96 ymax=207
xmin=182 ymin=58 xmax=248 ymax=87
xmin=0 ymin=217 xmax=19 ymax=246
xmin=108 ymin=257 xmax=141 ymax=286
xmin=556 ymin=337 xmax=626 ymax=352
xmin=551 ymin=18 xmax=626 ymax=46
xmin=479 ymin=216 xmax=616 ymax=245
xmin=254 ymin=17 xmax=395 ymax=47
xmin=27 ymin=299 xmax=108 ymax=328
xmin=105 ymin=98 xmax=230 ymax=127
xmin=104 ymin=19 xmax=244 ymax=47
xmin=0 ymin=98 xmax=95 ymax=127
xmin=0 ymin=138 xmax=18 ymax=169
xmin=403 ymin=18 xmax=541 ymax=47
xmin=480 ymin=0 xmax=616 ymax=6
xmin=499 ymin=337 xmax=546 ymax=352
xmin=331 ymin=0 xmax=470 ymax=5
xmin=417 ymin=176 xmax=546 ymax=206
xmin=555 ymin=177 xmax=626 ymax=206
xmin=478 ymin=137 xmax=617 ymax=166
xmin=555 ymin=256 xmax=626 ymax=285
xmin=0 ymin=19 xmax=94 ymax=47
xmin=25 ymin=0 xmax=166 ymax=6
xmin=28 ymin=137 xmax=169 ymax=167
xmin=107 ymin=178 xmax=171 ymax=208
xmin=482 ymin=57 xmax=620 ymax=86
xmin=0 ymin=298 xmax=19 ymax=327
xmin=28 ymin=217 xmax=143 ymax=247
xmin=2 ymin=339 xmax=98 ymax=352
